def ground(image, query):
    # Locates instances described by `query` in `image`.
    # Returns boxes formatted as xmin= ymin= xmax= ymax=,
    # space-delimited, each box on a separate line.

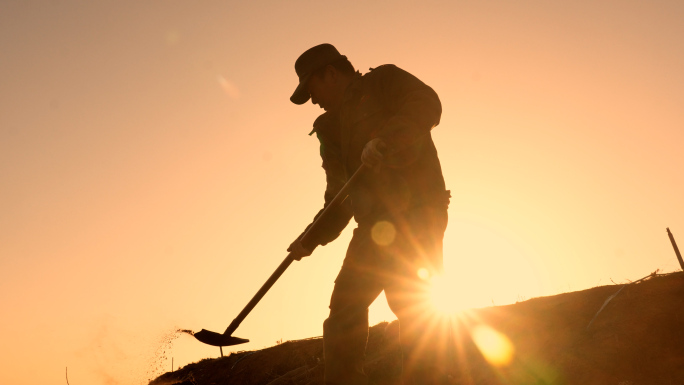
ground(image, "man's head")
xmin=290 ymin=44 xmax=355 ymax=112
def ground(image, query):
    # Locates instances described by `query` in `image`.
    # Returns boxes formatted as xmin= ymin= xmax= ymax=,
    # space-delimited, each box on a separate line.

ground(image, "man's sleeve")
xmin=298 ymin=165 xmax=354 ymax=251
xmin=373 ymin=65 xmax=442 ymax=154
xmin=296 ymin=118 xmax=354 ymax=251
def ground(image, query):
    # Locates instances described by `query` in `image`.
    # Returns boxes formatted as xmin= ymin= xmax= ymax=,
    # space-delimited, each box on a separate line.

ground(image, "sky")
xmin=1 ymin=1 xmax=683 ymax=384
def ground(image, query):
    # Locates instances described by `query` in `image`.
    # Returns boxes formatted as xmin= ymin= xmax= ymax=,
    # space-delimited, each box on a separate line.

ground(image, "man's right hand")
xmin=361 ymin=138 xmax=387 ymax=173
xmin=287 ymin=239 xmax=313 ymax=261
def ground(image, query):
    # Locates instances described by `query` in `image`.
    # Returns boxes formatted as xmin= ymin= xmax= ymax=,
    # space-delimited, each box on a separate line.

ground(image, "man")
xmin=288 ymin=43 xmax=451 ymax=385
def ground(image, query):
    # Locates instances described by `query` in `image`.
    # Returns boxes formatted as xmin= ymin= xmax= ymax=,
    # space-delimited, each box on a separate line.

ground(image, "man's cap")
xmin=290 ymin=43 xmax=346 ymax=105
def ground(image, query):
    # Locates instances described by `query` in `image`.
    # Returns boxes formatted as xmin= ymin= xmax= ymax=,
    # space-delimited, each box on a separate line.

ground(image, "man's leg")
xmin=385 ymin=278 xmax=451 ymax=385
xmin=324 ymin=227 xmax=384 ymax=385
xmin=384 ymin=205 xmax=450 ymax=385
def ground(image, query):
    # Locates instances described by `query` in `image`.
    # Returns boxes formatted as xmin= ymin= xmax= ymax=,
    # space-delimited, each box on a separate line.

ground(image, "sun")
xmin=422 ymin=272 xmax=466 ymax=317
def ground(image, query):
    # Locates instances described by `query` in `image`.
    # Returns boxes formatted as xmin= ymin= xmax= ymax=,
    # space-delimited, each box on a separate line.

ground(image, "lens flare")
xmin=218 ymin=75 xmax=241 ymax=99
xmin=371 ymin=221 xmax=396 ymax=246
xmin=417 ymin=267 xmax=430 ymax=280
xmin=471 ymin=324 xmax=514 ymax=366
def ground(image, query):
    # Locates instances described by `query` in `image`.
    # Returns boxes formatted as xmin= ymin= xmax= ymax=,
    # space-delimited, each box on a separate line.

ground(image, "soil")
xmin=150 ymin=271 xmax=684 ymax=385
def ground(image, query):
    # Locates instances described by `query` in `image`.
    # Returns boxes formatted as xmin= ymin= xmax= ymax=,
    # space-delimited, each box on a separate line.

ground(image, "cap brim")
xmin=290 ymin=73 xmax=312 ymax=105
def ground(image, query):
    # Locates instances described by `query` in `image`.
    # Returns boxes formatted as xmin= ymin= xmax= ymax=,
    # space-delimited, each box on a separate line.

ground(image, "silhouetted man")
xmin=288 ymin=43 xmax=450 ymax=385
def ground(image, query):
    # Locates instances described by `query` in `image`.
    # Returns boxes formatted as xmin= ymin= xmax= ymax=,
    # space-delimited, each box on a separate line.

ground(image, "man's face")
xmin=306 ymin=67 xmax=341 ymax=112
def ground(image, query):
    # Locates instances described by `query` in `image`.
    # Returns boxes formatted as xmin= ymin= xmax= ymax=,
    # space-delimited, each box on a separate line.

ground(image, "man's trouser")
xmin=323 ymin=203 xmax=450 ymax=385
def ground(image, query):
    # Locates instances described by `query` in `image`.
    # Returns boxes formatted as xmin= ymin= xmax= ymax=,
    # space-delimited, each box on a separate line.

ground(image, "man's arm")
xmin=296 ymin=174 xmax=353 ymax=242
xmin=288 ymin=176 xmax=354 ymax=260
xmin=289 ymin=115 xmax=354 ymax=260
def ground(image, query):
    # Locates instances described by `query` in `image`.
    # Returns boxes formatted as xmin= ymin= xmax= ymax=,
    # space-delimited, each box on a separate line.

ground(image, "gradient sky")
xmin=2 ymin=1 xmax=683 ymax=384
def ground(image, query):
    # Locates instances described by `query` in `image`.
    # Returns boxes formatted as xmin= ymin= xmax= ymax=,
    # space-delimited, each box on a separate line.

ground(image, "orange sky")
xmin=1 ymin=1 xmax=683 ymax=384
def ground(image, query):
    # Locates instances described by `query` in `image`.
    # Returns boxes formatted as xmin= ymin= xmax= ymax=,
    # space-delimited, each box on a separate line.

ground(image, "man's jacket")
xmin=300 ymin=64 xmax=448 ymax=251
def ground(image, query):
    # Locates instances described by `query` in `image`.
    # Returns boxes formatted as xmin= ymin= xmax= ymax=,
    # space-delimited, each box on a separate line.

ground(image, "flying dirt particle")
xmin=146 ymin=328 xmax=194 ymax=380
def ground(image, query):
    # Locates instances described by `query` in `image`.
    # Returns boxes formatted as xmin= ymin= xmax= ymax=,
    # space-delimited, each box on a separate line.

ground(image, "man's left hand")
xmin=288 ymin=239 xmax=312 ymax=261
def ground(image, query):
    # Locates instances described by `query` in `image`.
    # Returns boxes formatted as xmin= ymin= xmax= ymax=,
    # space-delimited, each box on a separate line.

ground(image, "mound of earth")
xmin=150 ymin=271 xmax=684 ymax=385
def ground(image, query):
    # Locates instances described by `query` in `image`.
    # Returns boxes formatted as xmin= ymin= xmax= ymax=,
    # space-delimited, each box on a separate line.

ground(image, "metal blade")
xmin=194 ymin=329 xmax=250 ymax=347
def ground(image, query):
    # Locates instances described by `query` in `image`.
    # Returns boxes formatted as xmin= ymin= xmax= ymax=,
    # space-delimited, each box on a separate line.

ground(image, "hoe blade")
xmin=194 ymin=329 xmax=250 ymax=347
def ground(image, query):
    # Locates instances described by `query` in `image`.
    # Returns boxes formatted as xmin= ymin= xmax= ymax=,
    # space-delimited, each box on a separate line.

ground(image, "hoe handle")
xmin=223 ymin=166 xmax=366 ymax=336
